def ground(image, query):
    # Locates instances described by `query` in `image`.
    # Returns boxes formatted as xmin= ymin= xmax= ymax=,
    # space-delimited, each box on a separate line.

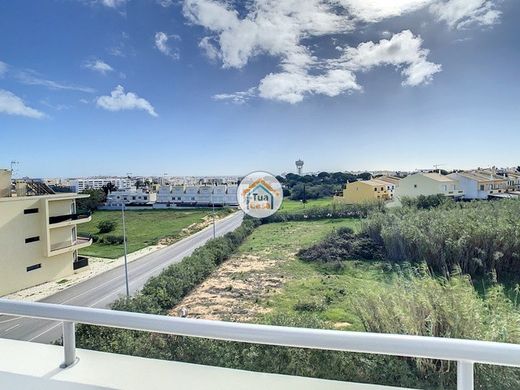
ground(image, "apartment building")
xmin=70 ymin=177 xmax=133 ymax=193
xmin=448 ymin=170 xmax=509 ymax=200
xmin=104 ymin=188 xmax=155 ymax=208
xmin=335 ymin=179 xmax=396 ymax=204
xmin=154 ymin=184 xmax=239 ymax=208
xmin=0 ymin=170 xmax=92 ymax=296
xmin=394 ymin=172 xmax=464 ymax=202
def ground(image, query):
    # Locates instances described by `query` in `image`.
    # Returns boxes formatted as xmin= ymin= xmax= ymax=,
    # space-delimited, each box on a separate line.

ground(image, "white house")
xmin=448 ymin=171 xmax=508 ymax=200
xmin=394 ymin=172 xmax=464 ymax=202
xmin=104 ymin=189 xmax=154 ymax=208
xmin=153 ymin=184 xmax=239 ymax=208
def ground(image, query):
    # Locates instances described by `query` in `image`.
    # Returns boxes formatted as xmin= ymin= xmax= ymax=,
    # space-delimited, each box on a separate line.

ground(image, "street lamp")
xmin=121 ymin=202 xmax=130 ymax=298
xmin=211 ymin=191 xmax=216 ymax=239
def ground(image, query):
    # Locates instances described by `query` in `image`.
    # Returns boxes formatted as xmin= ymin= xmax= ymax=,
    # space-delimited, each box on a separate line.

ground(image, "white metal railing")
xmin=1 ymin=299 xmax=520 ymax=390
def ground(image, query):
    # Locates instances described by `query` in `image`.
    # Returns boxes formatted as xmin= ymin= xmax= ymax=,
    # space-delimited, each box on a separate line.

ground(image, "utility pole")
xmin=211 ymin=192 xmax=216 ymax=239
xmin=121 ymin=203 xmax=130 ymax=298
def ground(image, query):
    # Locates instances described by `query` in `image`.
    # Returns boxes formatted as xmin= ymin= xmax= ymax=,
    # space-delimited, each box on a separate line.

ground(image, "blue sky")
xmin=0 ymin=0 xmax=519 ymax=178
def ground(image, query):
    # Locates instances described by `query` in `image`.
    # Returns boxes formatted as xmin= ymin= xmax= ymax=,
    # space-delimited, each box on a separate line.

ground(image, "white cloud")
xmin=183 ymin=0 xmax=354 ymax=69
xmin=338 ymin=0 xmax=434 ymax=22
xmin=16 ymin=70 xmax=95 ymax=93
xmin=0 ymin=90 xmax=45 ymax=119
xmin=158 ymin=0 xmax=174 ymax=6
xmin=259 ymin=69 xmax=360 ymax=103
xmin=0 ymin=61 xmax=7 ymax=77
xmin=155 ymin=32 xmax=180 ymax=59
xmin=84 ymin=59 xmax=114 ymax=75
xmin=213 ymin=87 xmax=257 ymax=104
xmin=100 ymin=0 xmax=126 ymax=8
xmin=430 ymin=0 xmax=501 ymax=29
xmin=96 ymin=85 xmax=158 ymax=117
xmin=199 ymin=37 xmax=220 ymax=61
xmin=341 ymin=30 xmax=442 ymax=86
xmin=184 ymin=0 xmax=500 ymax=103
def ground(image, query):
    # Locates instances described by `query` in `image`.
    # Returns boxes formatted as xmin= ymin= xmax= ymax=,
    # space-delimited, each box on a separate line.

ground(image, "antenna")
xmin=433 ymin=164 xmax=445 ymax=174
xmin=10 ymin=161 xmax=19 ymax=175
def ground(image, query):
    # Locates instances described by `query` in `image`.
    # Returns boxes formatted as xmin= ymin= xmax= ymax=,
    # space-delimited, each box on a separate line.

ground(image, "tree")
xmin=76 ymin=189 xmax=106 ymax=213
xmin=98 ymin=220 xmax=117 ymax=234
xmin=101 ymin=182 xmax=117 ymax=195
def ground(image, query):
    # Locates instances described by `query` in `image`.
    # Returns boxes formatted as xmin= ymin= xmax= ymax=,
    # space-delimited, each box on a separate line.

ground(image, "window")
xmin=480 ymin=185 xmax=485 ymax=191
xmin=26 ymin=263 xmax=41 ymax=272
xmin=374 ymin=188 xmax=377 ymax=192
xmin=24 ymin=208 xmax=39 ymax=214
xmin=414 ymin=184 xmax=417 ymax=188
xmin=25 ymin=236 xmax=40 ymax=243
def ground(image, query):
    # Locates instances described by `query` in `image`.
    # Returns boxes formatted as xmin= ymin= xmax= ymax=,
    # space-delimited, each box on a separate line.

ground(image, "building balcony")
xmin=49 ymin=212 xmax=92 ymax=228
xmin=49 ymin=237 xmax=92 ymax=257
xmin=0 ymin=299 xmax=519 ymax=390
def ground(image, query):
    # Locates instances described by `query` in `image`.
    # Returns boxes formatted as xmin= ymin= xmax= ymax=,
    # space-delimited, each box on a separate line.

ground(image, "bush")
xmin=103 ymin=235 xmax=124 ymax=245
xmin=400 ymin=194 xmax=453 ymax=210
xmin=263 ymin=202 xmax=384 ymax=224
xmin=348 ymin=269 xmax=520 ymax=388
xmin=98 ymin=220 xmax=117 ymax=234
xmin=298 ymin=227 xmax=384 ymax=263
xmin=362 ymin=199 xmax=520 ymax=279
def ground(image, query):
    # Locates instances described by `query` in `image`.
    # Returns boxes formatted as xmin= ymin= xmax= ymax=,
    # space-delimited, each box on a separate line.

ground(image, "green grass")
xmin=279 ymin=197 xmax=333 ymax=212
xmin=233 ymin=218 xmax=389 ymax=329
xmin=78 ymin=208 xmax=234 ymax=259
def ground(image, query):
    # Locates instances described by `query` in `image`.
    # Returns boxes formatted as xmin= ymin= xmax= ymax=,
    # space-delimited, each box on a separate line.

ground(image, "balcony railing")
xmin=72 ymin=256 xmax=89 ymax=270
xmin=50 ymin=237 xmax=92 ymax=252
xmin=0 ymin=299 xmax=519 ymax=390
xmin=49 ymin=212 xmax=91 ymax=225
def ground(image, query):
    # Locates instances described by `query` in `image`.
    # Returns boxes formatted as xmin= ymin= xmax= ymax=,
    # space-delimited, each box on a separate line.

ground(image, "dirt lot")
xmin=170 ymin=253 xmax=288 ymax=321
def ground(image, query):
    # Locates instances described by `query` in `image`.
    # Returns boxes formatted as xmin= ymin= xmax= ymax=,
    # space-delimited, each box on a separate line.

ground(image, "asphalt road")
xmin=0 ymin=211 xmax=244 ymax=344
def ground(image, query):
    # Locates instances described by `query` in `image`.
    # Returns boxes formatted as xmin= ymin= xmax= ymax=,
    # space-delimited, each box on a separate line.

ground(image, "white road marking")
xmin=4 ymin=323 xmax=21 ymax=332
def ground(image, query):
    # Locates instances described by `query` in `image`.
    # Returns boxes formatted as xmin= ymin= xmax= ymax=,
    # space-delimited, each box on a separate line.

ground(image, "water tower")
xmin=295 ymin=159 xmax=304 ymax=175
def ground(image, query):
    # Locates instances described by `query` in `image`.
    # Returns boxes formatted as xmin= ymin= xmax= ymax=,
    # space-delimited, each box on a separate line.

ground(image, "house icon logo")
xmin=237 ymin=171 xmax=283 ymax=218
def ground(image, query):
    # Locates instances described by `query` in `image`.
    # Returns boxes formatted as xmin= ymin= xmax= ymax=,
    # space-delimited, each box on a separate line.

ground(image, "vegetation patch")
xmin=297 ymin=227 xmax=384 ymax=263
xmin=78 ymin=208 xmax=234 ymax=258
xmin=363 ymin=199 xmax=520 ymax=279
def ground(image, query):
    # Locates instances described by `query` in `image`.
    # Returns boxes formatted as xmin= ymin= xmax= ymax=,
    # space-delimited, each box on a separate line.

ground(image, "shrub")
xmin=103 ymin=235 xmax=124 ymax=245
xmin=348 ymin=269 xmax=520 ymax=388
xmin=98 ymin=220 xmax=117 ymax=234
xmin=293 ymin=300 xmax=325 ymax=312
xmin=298 ymin=227 xmax=384 ymax=263
xmin=362 ymin=199 xmax=520 ymax=279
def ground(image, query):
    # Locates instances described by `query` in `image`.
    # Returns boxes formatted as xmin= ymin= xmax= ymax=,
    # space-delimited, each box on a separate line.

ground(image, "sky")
xmin=0 ymin=0 xmax=519 ymax=178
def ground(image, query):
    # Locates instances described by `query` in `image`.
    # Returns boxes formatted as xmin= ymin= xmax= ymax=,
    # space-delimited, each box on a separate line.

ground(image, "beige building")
xmin=0 ymin=170 xmax=92 ymax=296
xmin=335 ymin=179 xmax=395 ymax=204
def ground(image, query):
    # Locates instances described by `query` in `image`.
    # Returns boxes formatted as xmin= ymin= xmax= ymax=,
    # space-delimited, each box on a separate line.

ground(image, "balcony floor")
xmin=0 ymin=338 xmax=416 ymax=390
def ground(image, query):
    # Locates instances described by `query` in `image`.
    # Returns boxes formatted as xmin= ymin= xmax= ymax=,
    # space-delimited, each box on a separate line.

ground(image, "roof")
xmin=419 ymin=172 xmax=455 ymax=183
xmin=376 ymin=176 xmax=400 ymax=185
xmin=453 ymin=171 xmax=507 ymax=183
xmin=352 ymin=179 xmax=394 ymax=187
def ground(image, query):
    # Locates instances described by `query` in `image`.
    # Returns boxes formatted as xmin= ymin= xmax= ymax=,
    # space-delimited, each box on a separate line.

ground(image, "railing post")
xmin=61 ymin=321 xmax=77 ymax=368
xmin=457 ymin=361 xmax=474 ymax=390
